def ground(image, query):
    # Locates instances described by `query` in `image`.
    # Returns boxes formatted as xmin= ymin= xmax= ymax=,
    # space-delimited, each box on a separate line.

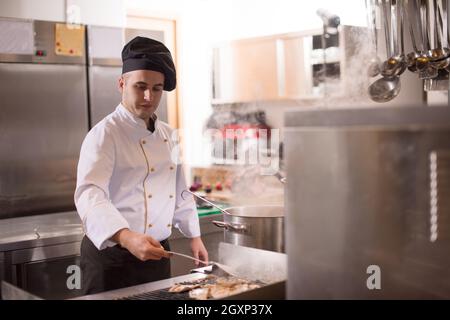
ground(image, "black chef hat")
xmin=121 ymin=36 xmax=176 ymax=91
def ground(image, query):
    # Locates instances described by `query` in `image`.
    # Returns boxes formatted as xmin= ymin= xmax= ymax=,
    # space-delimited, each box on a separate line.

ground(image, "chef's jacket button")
xmin=169 ymin=195 xmax=173 ymax=198
xmin=169 ymin=166 xmax=174 ymax=170
xmin=141 ymin=140 xmax=146 ymax=144
xmin=167 ymin=223 xmax=172 ymax=228
xmin=148 ymin=194 xmax=152 ymax=198
xmin=150 ymin=167 xmax=155 ymax=172
xmin=164 ymin=139 xmax=168 ymax=142
xmin=148 ymin=223 xmax=153 ymax=228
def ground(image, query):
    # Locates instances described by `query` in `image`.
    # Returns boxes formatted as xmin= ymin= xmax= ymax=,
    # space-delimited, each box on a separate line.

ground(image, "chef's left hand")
xmin=190 ymin=237 xmax=208 ymax=267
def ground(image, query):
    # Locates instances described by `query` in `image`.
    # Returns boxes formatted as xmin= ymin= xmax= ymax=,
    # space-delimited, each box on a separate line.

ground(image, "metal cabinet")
xmin=15 ymin=254 xmax=81 ymax=300
xmin=4 ymin=241 xmax=82 ymax=300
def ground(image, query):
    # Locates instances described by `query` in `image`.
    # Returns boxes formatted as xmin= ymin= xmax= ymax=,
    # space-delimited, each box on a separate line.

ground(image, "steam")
xmin=318 ymin=26 xmax=377 ymax=108
xmin=228 ymin=165 xmax=284 ymax=207
xmin=203 ymin=103 xmax=284 ymax=207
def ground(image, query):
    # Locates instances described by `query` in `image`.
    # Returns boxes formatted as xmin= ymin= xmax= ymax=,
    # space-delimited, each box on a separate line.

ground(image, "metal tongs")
xmin=166 ymin=250 xmax=209 ymax=266
xmin=167 ymin=250 xmax=238 ymax=278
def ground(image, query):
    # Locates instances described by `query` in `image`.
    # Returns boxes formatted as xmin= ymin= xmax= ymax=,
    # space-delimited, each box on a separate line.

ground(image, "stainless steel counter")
xmin=0 ymin=211 xmax=83 ymax=252
xmin=0 ymin=211 xmax=223 ymax=252
xmin=0 ymin=210 xmax=224 ymax=299
xmin=0 ymin=211 xmax=84 ymax=299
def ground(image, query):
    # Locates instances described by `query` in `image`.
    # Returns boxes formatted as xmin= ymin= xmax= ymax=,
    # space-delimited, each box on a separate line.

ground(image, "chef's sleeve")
xmin=172 ymin=164 xmax=201 ymax=238
xmin=74 ymin=128 xmax=129 ymax=250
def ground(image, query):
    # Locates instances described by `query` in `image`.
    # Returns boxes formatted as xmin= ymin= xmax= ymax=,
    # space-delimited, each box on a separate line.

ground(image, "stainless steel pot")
xmin=212 ymin=205 xmax=284 ymax=253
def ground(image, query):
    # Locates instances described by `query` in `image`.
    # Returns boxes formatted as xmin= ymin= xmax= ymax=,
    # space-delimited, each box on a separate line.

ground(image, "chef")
xmin=74 ymin=36 xmax=208 ymax=295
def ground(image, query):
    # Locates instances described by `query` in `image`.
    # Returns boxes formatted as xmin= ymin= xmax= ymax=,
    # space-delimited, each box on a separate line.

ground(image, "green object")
xmin=197 ymin=204 xmax=227 ymax=217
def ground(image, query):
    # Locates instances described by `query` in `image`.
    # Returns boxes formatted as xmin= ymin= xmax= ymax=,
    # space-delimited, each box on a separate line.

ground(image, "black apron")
xmin=80 ymin=235 xmax=171 ymax=295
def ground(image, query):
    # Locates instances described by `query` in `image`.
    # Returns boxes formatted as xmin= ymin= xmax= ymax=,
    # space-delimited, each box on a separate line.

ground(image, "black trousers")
xmin=80 ymin=236 xmax=171 ymax=295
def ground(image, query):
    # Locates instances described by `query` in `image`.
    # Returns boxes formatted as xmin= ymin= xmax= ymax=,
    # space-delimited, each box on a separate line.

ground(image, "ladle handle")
xmin=374 ymin=0 xmax=378 ymax=49
xmin=368 ymin=0 xmax=378 ymax=51
xmin=405 ymin=0 xmax=418 ymax=52
xmin=436 ymin=0 xmax=446 ymax=48
xmin=413 ymin=0 xmax=425 ymax=51
xmin=181 ymin=189 xmax=231 ymax=215
xmin=424 ymin=0 xmax=432 ymax=50
xmin=212 ymin=220 xmax=247 ymax=232
xmin=419 ymin=0 xmax=429 ymax=50
xmin=390 ymin=0 xmax=398 ymax=56
xmin=383 ymin=0 xmax=392 ymax=57
xmin=399 ymin=0 xmax=405 ymax=55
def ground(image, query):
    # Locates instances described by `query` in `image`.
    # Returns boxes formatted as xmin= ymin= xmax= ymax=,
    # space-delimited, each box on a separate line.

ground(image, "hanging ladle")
xmin=380 ymin=0 xmax=407 ymax=77
xmin=368 ymin=0 xmax=401 ymax=102
xmin=405 ymin=0 xmax=424 ymax=72
xmin=367 ymin=0 xmax=382 ymax=77
xmin=417 ymin=0 xmax=439 ymax=78
xmin=428 ymin=0 xmax=450 ymax=69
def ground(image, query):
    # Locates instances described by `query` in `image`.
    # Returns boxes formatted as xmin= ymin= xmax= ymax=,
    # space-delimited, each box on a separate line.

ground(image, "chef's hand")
xmin=190 ymin=237 xmax=208 ymax=267
xmin=112 ymin=228 xmax=170 ymax=261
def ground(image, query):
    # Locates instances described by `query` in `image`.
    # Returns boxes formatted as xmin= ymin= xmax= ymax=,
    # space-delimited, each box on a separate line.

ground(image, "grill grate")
xmin=115 ymin=276 xmax=265 ymax=300
xmin=115 ymin=278 xmax=216 ymax=300
xmin=116 ymin=288 xmax=192 ymax=300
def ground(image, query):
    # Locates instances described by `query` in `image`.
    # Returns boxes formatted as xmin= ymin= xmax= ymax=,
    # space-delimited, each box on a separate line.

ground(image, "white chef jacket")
xmin=74 ymin=103 xmax=200 ymax=250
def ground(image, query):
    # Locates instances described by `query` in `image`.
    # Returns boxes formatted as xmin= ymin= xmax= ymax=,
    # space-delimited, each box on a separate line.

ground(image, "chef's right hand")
xmin=112 ymin=228 xmax=170 ymax=261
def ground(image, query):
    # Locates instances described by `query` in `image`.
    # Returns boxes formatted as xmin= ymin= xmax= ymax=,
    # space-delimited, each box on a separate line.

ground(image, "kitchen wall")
xmin=0 ymin=0 xmax=65 ymax=21
xmin=0 ymin=0 xmax=126 ymax=26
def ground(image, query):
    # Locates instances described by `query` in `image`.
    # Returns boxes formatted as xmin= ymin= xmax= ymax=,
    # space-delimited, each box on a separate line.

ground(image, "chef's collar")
xmin=116 ymin=103 xmax=158 ymax=132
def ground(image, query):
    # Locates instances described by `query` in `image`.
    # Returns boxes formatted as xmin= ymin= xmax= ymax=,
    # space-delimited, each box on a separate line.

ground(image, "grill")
xmin=116 ymin=288 xmax=192 ymax=300
xmin=115 ymin=275 xmax=268 ymax=300
xmin=115 ymin=278 xmax=218 ymax=300
xmin=72 ymin=243 xmax=287 ymax=300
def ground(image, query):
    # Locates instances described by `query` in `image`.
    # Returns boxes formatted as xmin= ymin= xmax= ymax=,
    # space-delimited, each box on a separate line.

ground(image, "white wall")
xmin=218 ymin=0 xmax=368 ymax=40
xmin=0 ymin=0 xmax=65 ymax=21
xmin=0 ymin=0 xmax=125 ymax=26
xmin=66 ymin=0 xmax=126 ymax=27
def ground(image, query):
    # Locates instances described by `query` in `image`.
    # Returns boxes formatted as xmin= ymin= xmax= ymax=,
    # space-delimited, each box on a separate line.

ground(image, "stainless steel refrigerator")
xmin=87 ymin=25 xmax=168 ymax=128
xmin=0 ymin=18 xmax=89 ymax=219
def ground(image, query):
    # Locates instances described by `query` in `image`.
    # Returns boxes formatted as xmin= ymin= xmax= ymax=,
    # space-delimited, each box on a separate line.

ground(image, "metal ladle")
xmin=418 ymin=0 xmax=439 ymax=79
xmin=367 ymin=0 xmax=382 ymax=77
xmin=369 ymin=0 xmax=401 ymax=102
xmin=380 ymin=0 xmax=407 ymax=78
xmin=368 ymin=75 xmax=401 ymax=102
xmin=444 ymin=0 xmax=450 ymax=72
xmin=428 ymin=0 xmax=450 ymax=69
xmin=181 ymin=189 xmax=233 ymax=216
xmin=405 ymin=0 xmax=423 ymax=72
